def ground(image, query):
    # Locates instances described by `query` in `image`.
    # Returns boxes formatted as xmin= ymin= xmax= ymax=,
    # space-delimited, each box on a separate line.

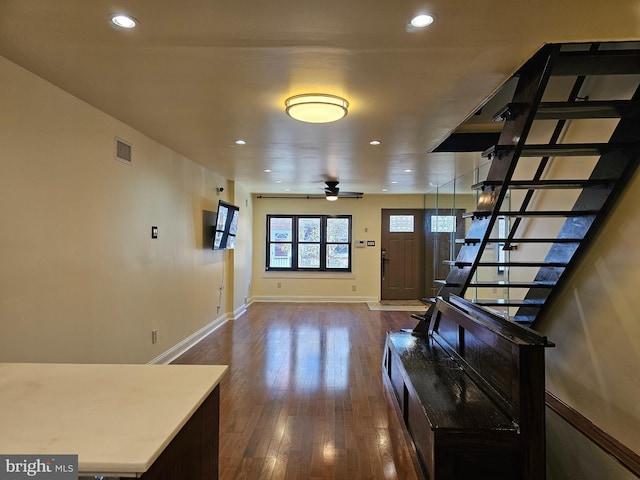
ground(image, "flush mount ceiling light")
xmin=285 ymin=94 xmax=349 ymax=123
xmin=111 ymin=14 xmax=138 ymax=28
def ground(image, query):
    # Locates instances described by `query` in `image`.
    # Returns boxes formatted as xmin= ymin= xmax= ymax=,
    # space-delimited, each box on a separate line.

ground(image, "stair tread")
xmin=470 ymin=298 xmax=546 ymax=306
xmin=456 ymin=237 xmax=583 ymax=245
xmin=444 ymin=260 xmax=568 ymax=267
xmin=455 ymin=238 xmax=482 ymax=244
xmin=463 ymin=209 xmax=599 ymax=219
xmin=485 ymin=237 xmax=583 ymax=243
xmin=473 ymin=179 xmax=614 ymax=190
xmin=420 ymin=297 xmax=437 ymax=304
xmin=495 ymin=100 xmax=640 ymax=121
xmin=436 ymin=280 xmax=554 ymax=288
xmin=433 ymin=279 xmax=452 ymax=285
xmin=554 ymin=50 xmax=640 ymax=76
xmin=483 ymin=142 xmax=637 ymax=159
xmin=536 ymin=100 xmax=640 ymax=119
xmin=466 ymin=281 xmax=555 ymax=288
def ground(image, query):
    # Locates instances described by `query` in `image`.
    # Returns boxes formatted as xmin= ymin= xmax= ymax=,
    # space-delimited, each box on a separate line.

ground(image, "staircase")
xmin=415 ymin=41 xmax=640 ymax=333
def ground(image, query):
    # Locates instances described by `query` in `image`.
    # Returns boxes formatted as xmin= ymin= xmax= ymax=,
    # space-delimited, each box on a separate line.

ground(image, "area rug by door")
xmin=367 ymin=300 xmax=428 ymax=311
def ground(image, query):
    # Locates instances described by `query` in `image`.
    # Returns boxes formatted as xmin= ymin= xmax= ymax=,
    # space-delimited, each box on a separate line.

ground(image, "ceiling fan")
xmin=324 ymin=180 xmax=363 ymax=201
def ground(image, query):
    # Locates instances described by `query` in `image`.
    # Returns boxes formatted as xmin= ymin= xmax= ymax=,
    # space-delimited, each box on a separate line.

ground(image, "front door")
xmin=380 ymin=209 xmax=424 ymax=300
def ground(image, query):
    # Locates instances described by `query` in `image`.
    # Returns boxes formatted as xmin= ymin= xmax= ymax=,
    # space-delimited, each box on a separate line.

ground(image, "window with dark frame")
xmin=266 ymin=215 xmax=352 ymax=271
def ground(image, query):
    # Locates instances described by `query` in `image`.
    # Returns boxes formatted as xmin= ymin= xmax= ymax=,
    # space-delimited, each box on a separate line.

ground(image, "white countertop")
xmin=0 ymin=363 xmax=228 ymax=477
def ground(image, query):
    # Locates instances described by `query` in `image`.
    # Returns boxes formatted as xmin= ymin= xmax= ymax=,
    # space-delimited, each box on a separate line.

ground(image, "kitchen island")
xmin=0 ymin=363 xmax=228 ymax=479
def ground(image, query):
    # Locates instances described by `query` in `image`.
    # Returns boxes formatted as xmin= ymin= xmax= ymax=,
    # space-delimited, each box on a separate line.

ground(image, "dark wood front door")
xmin=380 ymin=209 xmax=424 ymax=300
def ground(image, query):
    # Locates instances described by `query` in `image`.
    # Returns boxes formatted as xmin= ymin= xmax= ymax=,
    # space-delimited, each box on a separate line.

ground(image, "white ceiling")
xmin=1 ymin=1 xmax=639 ymax=195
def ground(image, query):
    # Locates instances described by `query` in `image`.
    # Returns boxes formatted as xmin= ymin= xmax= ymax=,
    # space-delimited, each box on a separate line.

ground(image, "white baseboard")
xmin=148 ymin=314 xmax=230 ymax=365
xmin=232 ymin=303 xmax=247 ymax=320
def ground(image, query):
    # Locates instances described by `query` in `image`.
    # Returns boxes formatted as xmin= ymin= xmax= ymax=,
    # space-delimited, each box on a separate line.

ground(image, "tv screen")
xmin=213 ymin=200 xmax=240 ymax=250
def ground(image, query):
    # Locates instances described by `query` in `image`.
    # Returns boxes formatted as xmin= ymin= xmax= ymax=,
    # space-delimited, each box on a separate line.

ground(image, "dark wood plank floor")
xmin=173 ymin=302 xmax=421 ymax=480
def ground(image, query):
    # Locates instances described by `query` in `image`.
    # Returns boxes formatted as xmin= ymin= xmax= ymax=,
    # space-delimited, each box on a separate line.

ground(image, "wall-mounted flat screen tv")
xmin=213 ymin=200 xmax=240 ymax=250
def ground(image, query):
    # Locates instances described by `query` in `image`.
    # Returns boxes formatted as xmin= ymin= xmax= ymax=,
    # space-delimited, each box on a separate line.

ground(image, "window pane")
xmin=431 ymin=215 xmax=456 ymax=233
xmin=228 ymin=210 xmax=239 ymax=235
xmin=389 ymin=215 xmax=414 ymax=232
xmin=216 ymin=205 xmax=229 ymax=230
xmin=298 ymin=218 xmax=320 ymax=242
xmin=327 ymin=244 xmax=349 ymax=269
xmin=270 ymin=217 xmax=292 ymax=241
xmin=298 ymin=244 xmax=320 ymax=268
xmin=270 ymin=243 xmax=292 ymax=268
xmin=327 ymin=218 xmax=349 ymax=242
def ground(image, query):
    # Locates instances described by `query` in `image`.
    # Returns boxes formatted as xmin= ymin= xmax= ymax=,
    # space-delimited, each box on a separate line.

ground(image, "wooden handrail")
xmin=545 ymin=391 xmax=640 ymax=477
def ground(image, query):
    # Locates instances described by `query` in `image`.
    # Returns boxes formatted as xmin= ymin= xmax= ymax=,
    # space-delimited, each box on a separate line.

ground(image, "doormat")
xmin=380 ymin=300 xmax=425 ymax=306
xmin=367 ymin=300 xmax=428 ymax=311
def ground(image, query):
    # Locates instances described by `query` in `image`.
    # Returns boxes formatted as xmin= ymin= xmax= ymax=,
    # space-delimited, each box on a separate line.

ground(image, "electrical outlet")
xmin=151 ymin=329 xmax=158 ymax=344
xmin=352 ymin=285 xmax=357 ymax=291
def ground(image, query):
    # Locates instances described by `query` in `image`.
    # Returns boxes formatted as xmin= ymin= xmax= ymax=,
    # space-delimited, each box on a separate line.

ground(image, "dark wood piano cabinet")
xmin=383 ymin=296 xmax=553 ymax=480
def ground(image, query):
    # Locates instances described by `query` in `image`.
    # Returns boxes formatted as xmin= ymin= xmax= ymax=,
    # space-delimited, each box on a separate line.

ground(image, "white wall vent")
xmin=115 ymin=137 xmax=132 ymax=164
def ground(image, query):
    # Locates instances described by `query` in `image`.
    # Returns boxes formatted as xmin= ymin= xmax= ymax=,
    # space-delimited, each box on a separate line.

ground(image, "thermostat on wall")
xmin=356 ymin=239 xmax=366 ymax=248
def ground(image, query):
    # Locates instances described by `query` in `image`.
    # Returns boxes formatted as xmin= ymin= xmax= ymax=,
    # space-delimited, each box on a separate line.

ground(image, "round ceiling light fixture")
xmin=111 ymin=14 xmax=138 ymax=28
xmin=285 ymin=94 xmax=349 ymax=123
xmin=410 ymin=14 xmax=434 ymax=28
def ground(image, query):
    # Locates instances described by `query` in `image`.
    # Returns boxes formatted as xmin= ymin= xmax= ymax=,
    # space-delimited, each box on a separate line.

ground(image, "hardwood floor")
xmin=173 ymin=302 xmax=422 ymax=480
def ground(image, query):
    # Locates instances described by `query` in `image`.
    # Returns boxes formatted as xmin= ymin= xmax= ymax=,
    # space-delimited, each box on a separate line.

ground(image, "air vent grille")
xmin=115 ymin=138 xmax=132 ymax=164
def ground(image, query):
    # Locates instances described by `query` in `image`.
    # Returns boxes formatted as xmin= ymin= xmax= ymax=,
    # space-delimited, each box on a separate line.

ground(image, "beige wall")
xmin=231 ymin=182 xmax=253 ymax=314
xmin=251 ymin=194 xmax=425 ymax=301
xmin=0 ymin=56 xmax=235 ymax=364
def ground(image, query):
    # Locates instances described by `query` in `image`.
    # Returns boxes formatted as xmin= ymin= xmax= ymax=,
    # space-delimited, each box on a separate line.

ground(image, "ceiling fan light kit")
xmin=285 ymin=94 xmax=349 ymax=123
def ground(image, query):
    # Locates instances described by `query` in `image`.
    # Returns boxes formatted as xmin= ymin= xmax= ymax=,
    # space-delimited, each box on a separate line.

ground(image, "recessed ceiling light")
xmin=370 ymin=140 xmax=381 ymax=146
xmin=391 ymin=181 xmax=398 ymax=184
xmin=111 ymin=14 xmax=137 ymax=29
xmin=264 ymin=169 xmax=272 ymax=173
xmin=404 ymin=169 xmax=413 ymax=173
xmin=382 ymin=188 xmax=389 ymax=192
xmin=235 ymin=139 xmax=247 ymax=145
xmin=275 ymin=180 xmax=282 ymax=184
xmin=284 ymin=188 xmax=291 ymax=192
xmin=410 ymin=14 xmax=434 ymax=28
